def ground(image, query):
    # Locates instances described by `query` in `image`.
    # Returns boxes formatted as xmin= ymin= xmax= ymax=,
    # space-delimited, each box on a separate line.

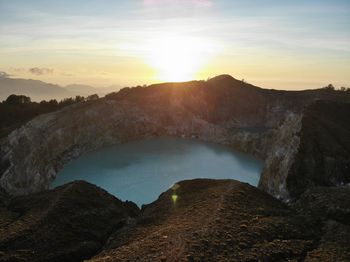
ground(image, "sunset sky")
xmin=0 ymin=0 xmax=349 ymax=89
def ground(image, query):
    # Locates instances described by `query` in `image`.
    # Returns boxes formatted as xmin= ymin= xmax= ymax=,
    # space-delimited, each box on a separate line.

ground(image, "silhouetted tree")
xmin=0 ymin=95 xmax=86 ymax=138
xmin=74 ymin=95 xmax=85 ymax=103
xmin=86 ymin=94 xmax=99 ymax=101
xmin=5 ymin=95 xmax=31 ymax=105
xmin=323 ymin=84 xmax=335 ymax=90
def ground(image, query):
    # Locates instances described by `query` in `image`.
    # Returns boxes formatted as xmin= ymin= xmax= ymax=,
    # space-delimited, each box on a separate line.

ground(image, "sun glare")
xmin=146 ymin=35 xmax=214 ymax=82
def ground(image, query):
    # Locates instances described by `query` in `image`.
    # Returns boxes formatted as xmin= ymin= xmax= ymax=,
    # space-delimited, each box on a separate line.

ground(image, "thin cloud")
xmin=143 ymin=0 xmax=212 ymax=7
xmin=29 ymin=67 xmax=54 ymax=75
xmin=0 ymin=71 xmax=11 ymax=78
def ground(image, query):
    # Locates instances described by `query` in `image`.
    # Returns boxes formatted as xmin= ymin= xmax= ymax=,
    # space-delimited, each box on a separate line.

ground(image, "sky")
xmin=0 ymin=0 xmax=349 ymax=90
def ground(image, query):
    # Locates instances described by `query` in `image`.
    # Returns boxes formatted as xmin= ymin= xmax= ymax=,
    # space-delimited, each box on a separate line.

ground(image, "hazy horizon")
xmin=1 ymin=0 xmax=349 ymax=90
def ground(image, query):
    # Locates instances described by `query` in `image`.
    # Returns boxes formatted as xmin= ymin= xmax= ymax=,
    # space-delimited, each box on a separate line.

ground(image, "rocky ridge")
xmin=88 ymin=179 xmax=318 ymax=262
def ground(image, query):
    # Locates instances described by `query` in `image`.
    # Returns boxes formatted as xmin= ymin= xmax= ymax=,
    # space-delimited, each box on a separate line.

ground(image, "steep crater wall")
xmin=0 ymin=97 xmax=266 ymax=195
xmin=1 ymin=75 xmax=349 ymax=198
xmin=260 ymin=101 xmax=350 ymax=200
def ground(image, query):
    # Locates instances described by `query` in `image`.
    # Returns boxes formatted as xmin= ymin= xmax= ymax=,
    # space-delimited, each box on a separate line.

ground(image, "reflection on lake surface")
xmin=52 ymin=137 xmax=264 ymax=206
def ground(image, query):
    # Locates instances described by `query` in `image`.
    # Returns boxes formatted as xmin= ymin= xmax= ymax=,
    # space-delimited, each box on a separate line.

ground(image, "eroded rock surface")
xmin=258 ymin=112 xmax=302 ymax=200
xmin=294 ymin=186 xmax=350 ymax=225
xmin=261 ymin=101 xmax=350 ymax=200
xmin=294 ymin=186 xmax=350 ymax=261
xmin=287 ymin=101 xmax=350 ymax=198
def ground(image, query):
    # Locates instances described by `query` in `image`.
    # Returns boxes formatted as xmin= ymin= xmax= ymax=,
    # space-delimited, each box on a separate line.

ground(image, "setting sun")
xmin=145 ymin=35 xmax=215 ymax=82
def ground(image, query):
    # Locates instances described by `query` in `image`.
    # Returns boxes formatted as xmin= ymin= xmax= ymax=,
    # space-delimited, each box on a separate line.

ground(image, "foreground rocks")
xmin=294 ymin=187 xmax=350 ymax=261
xmin=1 ymin=179 xmax=349 ymax=261
xmin=0 ymin=181 xmax=139 ymax=262
xmin=89 ymin=179 xmax=319 ymax=262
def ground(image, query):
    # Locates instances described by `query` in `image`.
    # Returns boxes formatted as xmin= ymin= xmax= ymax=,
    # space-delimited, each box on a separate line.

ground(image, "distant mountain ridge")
xmin=64 ymin=84 xmax=99 ymax=96
xmin=0 ymin=77 xmax=121 ymax=102
xmin=0 ymin=77 xmax=69 ymax=101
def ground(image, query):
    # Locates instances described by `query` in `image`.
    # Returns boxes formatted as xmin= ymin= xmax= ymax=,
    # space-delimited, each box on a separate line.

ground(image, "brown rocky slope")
xmin=0 ymin=181 xmax=139 ymax=262
xmin=1 ymin=179 xmax=349 ymax=261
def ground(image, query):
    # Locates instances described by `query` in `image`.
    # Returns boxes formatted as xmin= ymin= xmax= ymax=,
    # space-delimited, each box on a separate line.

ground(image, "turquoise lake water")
xmin=52 ymin=137 xmax=264 ymax=206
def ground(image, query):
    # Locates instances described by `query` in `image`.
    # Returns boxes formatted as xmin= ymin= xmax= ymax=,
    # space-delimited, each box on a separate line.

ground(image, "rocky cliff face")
xmin=0 ymin=100 xmax=166 ymax=195
xmin=0 ymin=75 xmax=349 ymax=198
xmin=260 ymin=101 xmax=350 ymax=200
xmin=258 ymin=112 xmax=302 ymax=200
xmin=287 ymin=101 xmax=350 ymax=197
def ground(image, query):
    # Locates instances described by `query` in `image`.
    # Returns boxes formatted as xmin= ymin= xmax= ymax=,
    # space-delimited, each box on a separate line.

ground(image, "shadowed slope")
xmin=89 ymin=179 xmax=318 ymax=262
xmin=0 ymin=181 xmax=139 ymax=262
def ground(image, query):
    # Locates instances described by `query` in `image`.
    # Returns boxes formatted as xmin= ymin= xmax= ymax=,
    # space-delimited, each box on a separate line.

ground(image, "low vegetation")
xmin=0 ymin=94 xmax=99 ymax=138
